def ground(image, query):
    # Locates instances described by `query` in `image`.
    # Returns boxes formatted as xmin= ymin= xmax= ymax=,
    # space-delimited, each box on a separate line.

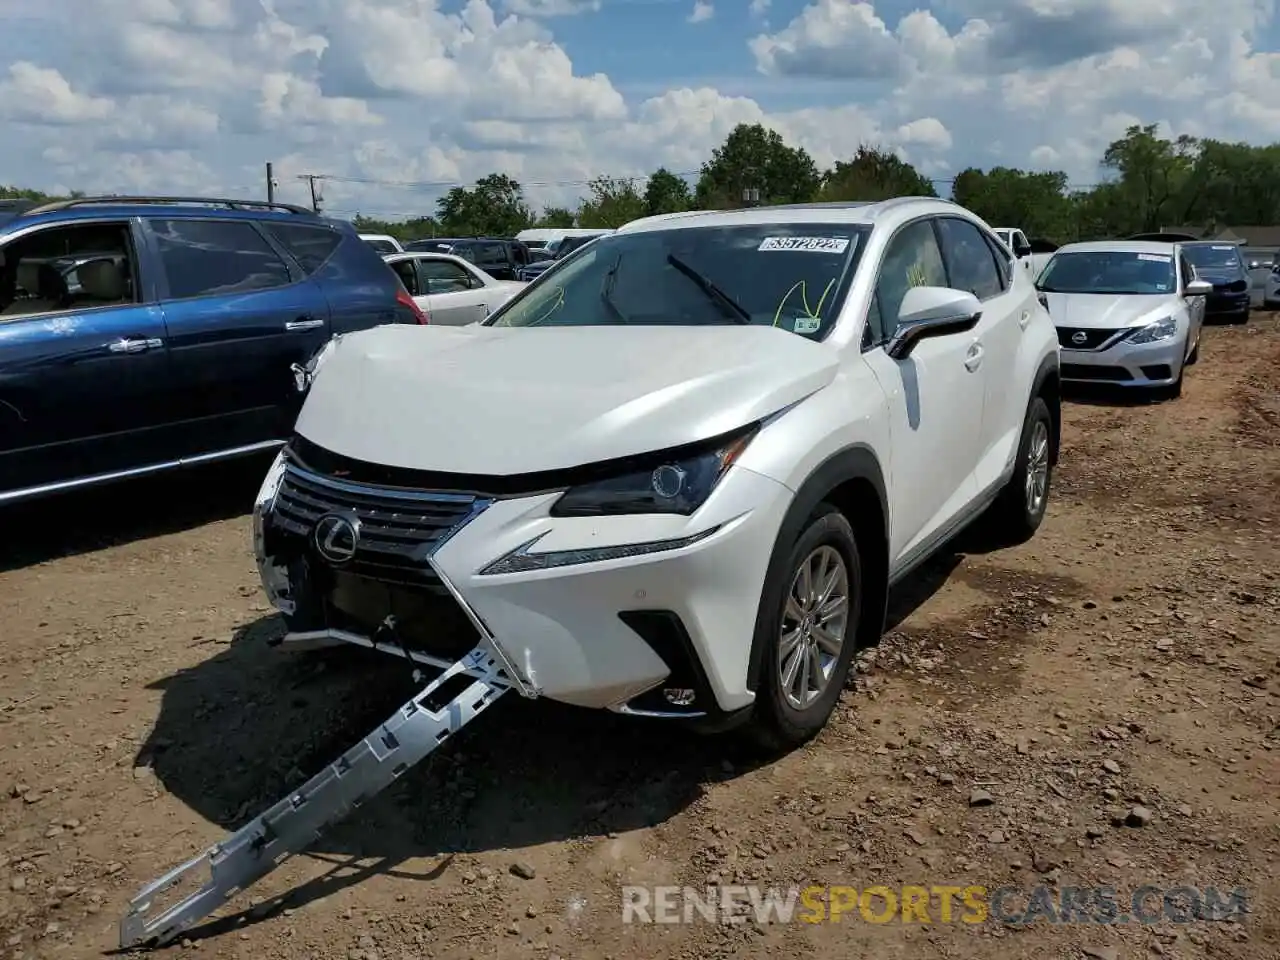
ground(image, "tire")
xmin=983 ymin=395 xmax=1053 ymax=544
xmin=743 ymin=503 xmax=863 ymax=753
xmin=1230 ymin=309 xmax=1249 ymax=325
xmin=1186 ymin=339 xmax=1199 ymax=365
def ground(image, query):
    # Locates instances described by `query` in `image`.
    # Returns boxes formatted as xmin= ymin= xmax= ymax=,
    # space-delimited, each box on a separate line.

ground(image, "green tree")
xmin=436 ymin=174 xmax=533 ymax=237
xmin=0 ymin=185 xmax=83 ymax=203
xmin=1190 ymin=140 xmax=1280 ymax=228
xmin=951 ymin=166 xmax=1073 ymax=241
xmin=694 ymin=123 xmax=820 ymax=209
xmin=534 ymin=206 xmax=576 ymax=228
xmin=1099 ymin=124 xmax=1200 ymax=233
xmin=818 ymin=147 xmax=936 ymax=202
xmin=576 ymin=176 xmax=647 ymax=228
xmin=644 ymin=167 xmax=692 ymax=215
xmin=351 ymin=213 xmax=441 ymax=241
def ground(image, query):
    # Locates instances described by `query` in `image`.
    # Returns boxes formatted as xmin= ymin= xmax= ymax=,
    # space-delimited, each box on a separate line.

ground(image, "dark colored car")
xmin=1180 ymin=241 xmax=1251 ymax=323
xmin=516 ymin=233 xmax=608 ymax=282
xmin=0 ymin=195 xmax=426 ymax=506
xmin=401 ymin=237 xmax=529 ymax=280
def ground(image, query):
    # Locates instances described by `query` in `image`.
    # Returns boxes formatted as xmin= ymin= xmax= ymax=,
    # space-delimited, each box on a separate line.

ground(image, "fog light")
xmin=663 ymin=688 xmax=696 ymax=706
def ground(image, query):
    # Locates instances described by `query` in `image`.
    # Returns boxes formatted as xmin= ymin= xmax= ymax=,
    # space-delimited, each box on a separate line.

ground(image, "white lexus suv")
xmin=253 ymin=198 xmax=1061 ymax=751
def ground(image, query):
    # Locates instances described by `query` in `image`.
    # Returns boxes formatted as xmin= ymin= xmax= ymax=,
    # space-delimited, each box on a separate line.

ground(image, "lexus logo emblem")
xmin=313 ymin=512 xmax=360 ymax=564
xmin=1071 ymin=331 xmax=1088 ymax=344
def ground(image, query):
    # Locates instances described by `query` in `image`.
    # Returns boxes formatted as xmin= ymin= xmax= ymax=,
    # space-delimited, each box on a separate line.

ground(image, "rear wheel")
xmin=1229 ymin=308 xmax=1249 ymax=325
xmin=983 ymin=396 xmax=1053 ymax=544
xmin=744 ymin=504 xmax=862 ymax=753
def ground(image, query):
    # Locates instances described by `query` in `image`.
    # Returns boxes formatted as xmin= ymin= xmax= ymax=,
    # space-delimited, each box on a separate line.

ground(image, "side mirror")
xmin=1184 ymin=279 xmax=1213 ymax=296
xmin=1247 ymin=260 xmax=1261 ymax=270
xmin=886 ymin=286 xmax=982 ymax=360
xmin=1012 ymin=240 xmax=1032 ymax=258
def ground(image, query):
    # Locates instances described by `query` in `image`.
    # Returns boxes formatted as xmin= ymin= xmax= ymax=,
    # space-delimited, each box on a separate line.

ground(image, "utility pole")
xmin=298 ymin=174 xmax=322 ymax=212
xmin=266 ymin=162 xmax=274 ymax=204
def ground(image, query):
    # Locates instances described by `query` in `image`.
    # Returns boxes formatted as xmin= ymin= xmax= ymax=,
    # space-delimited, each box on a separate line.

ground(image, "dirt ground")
xmin=2 ymin=313 xmax=1278 ymax=960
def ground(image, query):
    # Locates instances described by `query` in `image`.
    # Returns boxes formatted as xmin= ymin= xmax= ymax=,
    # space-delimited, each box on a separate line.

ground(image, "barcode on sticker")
xmin=758 ymin=236 xmax=850 ymax=253
xmin=1137 ymin=254 xmax=1171 ymax=262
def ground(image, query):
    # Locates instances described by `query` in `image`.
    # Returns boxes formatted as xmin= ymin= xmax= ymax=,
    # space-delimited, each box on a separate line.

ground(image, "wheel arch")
xmin=744 ymin=443 xmax=890 ymax=694
xmin=1031 ymin=353 xmax=1061 ymax=465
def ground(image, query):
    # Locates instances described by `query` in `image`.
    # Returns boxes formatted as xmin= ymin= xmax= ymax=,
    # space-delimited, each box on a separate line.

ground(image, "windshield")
xmin=1182 ymin=243 xmax=1243 ymax=272
xmin=487 ymin=223 xmax=867 ymax=338
xmin=1038 ymin=250 xmax=1176 ymax=295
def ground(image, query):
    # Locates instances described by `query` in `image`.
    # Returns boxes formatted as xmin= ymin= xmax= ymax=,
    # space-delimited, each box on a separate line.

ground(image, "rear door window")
xmin=152 ymin=219 xmax=293 ymax=299
xmin=389 ymin=259 xmax=420 ymax=296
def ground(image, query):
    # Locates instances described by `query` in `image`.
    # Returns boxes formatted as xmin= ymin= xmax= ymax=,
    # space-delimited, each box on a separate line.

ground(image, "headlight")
xmin=1128 ymin=315 xmax=1177 ymax=344
xmin=549 ymin=428 xmax=757 ymax=517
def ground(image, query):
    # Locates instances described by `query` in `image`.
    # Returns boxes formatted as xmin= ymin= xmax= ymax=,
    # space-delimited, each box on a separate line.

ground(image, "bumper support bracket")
xmin=117 ymin=643 xmax=513 ymax=949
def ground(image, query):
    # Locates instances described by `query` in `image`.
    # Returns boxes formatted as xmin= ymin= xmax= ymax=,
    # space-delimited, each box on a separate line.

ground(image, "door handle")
xmin=964 ymin=343 xmax=984 ymax=372
xmin=285 ymin=317 xmax=324 ymax=332
xmin=1019 ymin=309 xmax=1030 ymax=330
xmin=106 ymin=337 xmax=163 ymax=354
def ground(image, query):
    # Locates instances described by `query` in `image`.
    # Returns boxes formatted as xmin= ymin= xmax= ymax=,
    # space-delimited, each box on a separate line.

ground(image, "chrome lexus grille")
xmin=269 ymin=463 xmax=489 ymax=584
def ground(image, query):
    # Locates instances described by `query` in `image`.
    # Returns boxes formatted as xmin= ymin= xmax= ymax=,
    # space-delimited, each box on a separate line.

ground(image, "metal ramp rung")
xmin=118 ymin=644 xmax=511 ymax=949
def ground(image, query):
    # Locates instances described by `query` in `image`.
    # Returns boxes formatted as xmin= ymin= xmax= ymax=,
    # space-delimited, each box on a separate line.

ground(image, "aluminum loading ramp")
xmin=118 ymin=643 xmax=518 ymax=948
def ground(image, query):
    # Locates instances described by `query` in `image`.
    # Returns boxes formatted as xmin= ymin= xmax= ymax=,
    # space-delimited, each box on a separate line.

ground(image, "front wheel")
xmin=743 ymin=504 xmax=862 ymax=753
xmin=1229 ymin=309 xmax=1249 ymax=325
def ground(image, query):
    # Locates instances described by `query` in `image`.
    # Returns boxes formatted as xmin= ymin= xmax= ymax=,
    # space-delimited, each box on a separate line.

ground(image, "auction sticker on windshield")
xmin=758 ymin=236 xmax=850 ymax=253
xmin=1137 ymin=253 xmax=1171 ymax=261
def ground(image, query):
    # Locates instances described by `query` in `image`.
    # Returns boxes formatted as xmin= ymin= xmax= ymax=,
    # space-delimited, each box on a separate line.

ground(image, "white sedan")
xmin=384 ymin=251 xmax=525 ymax=325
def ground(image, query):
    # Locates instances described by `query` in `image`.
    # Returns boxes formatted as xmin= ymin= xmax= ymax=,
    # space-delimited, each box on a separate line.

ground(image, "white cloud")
xmin=688 ymin=1 xmax=713 ymax=24
xmin=0 ymin=0 xmax=1276 ymax=214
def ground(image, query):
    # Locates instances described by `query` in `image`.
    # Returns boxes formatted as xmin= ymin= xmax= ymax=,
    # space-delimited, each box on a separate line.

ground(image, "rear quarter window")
xmin=269 ymin=223 xmax=344 ymax=274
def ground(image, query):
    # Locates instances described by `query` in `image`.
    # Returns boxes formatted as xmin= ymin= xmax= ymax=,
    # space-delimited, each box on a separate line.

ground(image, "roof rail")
xmin=21 ymin=196 xmax=316 ymax=217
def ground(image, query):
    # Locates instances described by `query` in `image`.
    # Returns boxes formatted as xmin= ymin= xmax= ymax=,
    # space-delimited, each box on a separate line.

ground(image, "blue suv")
xmin=0 ymin=196 xmax=426 ymax=505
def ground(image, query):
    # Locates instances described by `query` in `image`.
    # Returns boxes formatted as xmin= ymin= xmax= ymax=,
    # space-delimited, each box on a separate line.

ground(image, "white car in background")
xmin=384 ymin=251 xmax=525 ymax=325
xmin=359 ymin=233 xmax=404 ymax=255
xmin=1263 ymin=255 xmax=1280 ymax=308
xmin=1037 ymin=240 xmax=1211 ymax=399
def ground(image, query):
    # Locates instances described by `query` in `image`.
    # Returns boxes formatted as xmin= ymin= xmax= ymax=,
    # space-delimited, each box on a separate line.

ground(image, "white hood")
xmin=294 ymin=323 xmax=840 ymax=474
xmin=1043 ymin=292 xmax=1174 ymax=329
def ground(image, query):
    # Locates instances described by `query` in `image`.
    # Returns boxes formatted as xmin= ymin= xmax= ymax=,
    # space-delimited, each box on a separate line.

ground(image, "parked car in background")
xmin=1036 ymin=240 xmax=1210 ymax=398
xmin=0 ymin=196 xmax=425 ymax=506
xmin=1265 ymin=256 xmax=1280 ymax=308
xmin=1241 ymin=247 xmax=1275 ymax=308
xmin=517 ymin=230 xmax=612 ymax=281
xmin=359 ymin=233 xmax=404 ymax=255
xmin=991 ymin=226 xmax=1037 ymax=276
xmin=402 ymin=237 xmax=529 ymax=280
xmin=385 ymin=251 xmax=525 ymax=325
xmin=1175 ymin=241 xmax=1251 ymax=324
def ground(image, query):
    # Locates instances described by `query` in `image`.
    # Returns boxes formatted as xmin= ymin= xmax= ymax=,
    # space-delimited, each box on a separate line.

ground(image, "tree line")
xmin=7 ymin=122 xmax=1278 ymax=243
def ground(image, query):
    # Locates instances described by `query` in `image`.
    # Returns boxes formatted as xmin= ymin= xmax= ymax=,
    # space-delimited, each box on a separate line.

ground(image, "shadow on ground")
xmin=133 ymin=549 xmax=968 ymax=942
xmin=0 ymin=454 xmax=275 ymax=574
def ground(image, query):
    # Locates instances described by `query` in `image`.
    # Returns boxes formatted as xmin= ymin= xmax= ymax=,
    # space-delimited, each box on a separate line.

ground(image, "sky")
xmin=0 ymin=0 xmax=1278 ymax=219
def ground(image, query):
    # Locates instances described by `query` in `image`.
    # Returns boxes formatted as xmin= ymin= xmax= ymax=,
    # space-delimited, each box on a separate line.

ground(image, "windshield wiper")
xmin=665 ymin=254 xmax=751 ymax=324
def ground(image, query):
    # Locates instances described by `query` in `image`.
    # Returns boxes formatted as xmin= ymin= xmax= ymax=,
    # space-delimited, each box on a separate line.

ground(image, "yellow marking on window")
xmin=773 ymin=277 xmax=836 ymax=329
